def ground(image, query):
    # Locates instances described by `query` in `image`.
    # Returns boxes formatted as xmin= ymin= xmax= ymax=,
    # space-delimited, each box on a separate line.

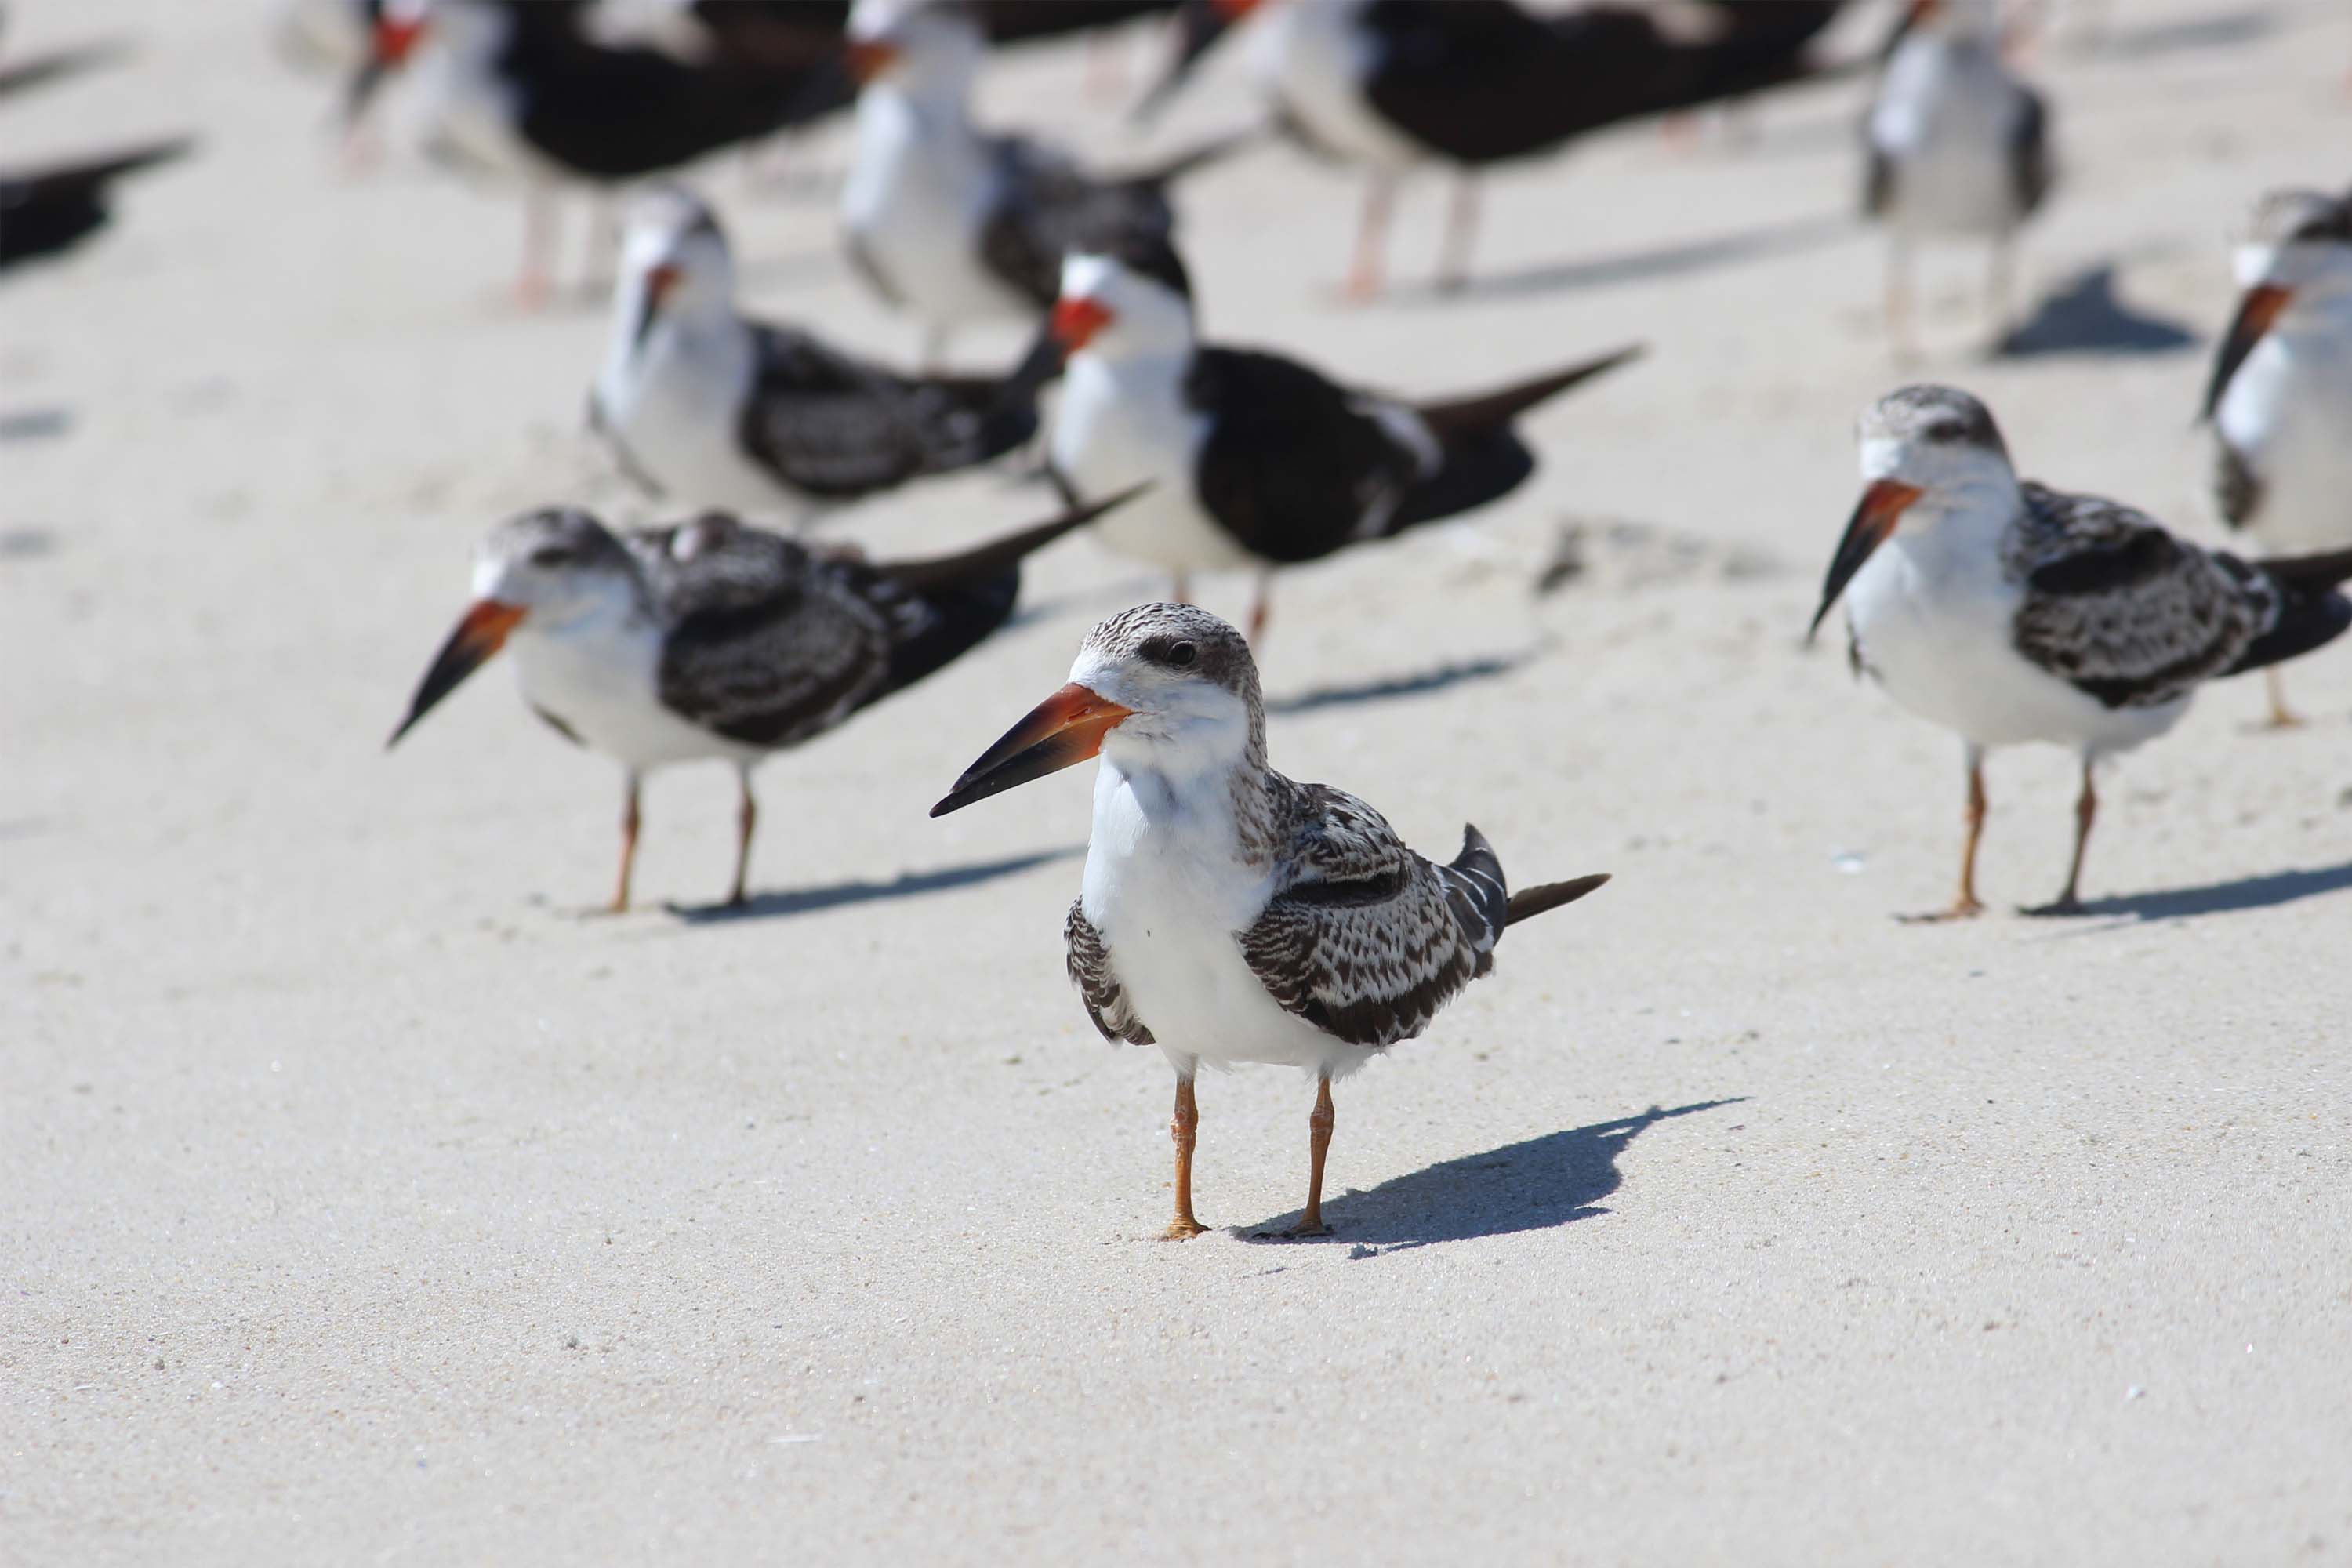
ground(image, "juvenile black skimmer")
xmin=388 ymin=488 xmax=1140 ymax=911
xmin=0 ymin=138 xmax=193 ymax=274
xmin=1864 ymin=0 xmax=2051 ymax=358
xmin=356 ymin=0 xmax=852 ymax=303
xmin=1145 ymin=0 xmax=1842 ymax=296
xmin=590 ymin=188 xmax=1044 ymax=517
xmin=930 ymin=603 xmax=1607 ymax=1238
xmin=2201 ymin=184 xmax=2352 ymax=727
xmin=840 ymin=0 xmax=1236 ymax=367
xmin=1032 ymin=236 xmax=1641 ymax=638
xmin=1809 ymin=386 xmax=2352 ymax=918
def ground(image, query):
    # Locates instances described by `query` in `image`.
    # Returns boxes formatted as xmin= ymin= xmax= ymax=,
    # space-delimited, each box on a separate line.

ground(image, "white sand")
xmin=6 ymin=1 xmax=2351 ymax=1560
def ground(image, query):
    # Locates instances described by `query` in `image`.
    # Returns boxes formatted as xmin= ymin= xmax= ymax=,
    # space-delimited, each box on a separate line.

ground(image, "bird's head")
xmin=1809 ymin=385 xmax=2014 ymax=641
xmin=615 ymin=187 xmax=735 ymax=347
xmin=1054 ymin=238 xmax=1197 ymax=361
xmin=930 ymin=604 xmax=1261 ymax=816
xmin=387 ymin=510 xmax=641 ymax=747
xmin=2206 ymin=188 xmax=2352 ymax=417
xmin=844 ymin=0 xmax=982 ymax=96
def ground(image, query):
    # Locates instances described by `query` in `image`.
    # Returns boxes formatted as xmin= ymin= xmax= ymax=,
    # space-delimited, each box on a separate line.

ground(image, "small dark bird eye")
xmin=1166 ymin=641 xmax=1197 ymax=668
xmin=528 ymin=543 xmax=573 ymax=568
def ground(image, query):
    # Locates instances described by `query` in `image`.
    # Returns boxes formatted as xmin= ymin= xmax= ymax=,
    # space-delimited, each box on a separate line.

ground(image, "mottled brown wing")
xmin=1236 ymin=785 xmax=1492 ymax=1049
xmin=630 ymin=517 xmax=895 ymax=747
xmin=2006 ymin=482 xmax=2276 ymax=710
xmin=1066 ymin=901 xmax=1152 ymax=1045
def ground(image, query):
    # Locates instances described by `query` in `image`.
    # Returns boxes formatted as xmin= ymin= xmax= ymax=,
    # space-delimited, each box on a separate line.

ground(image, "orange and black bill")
xmin=1808 ymin=480 xmax=1923 ymax=642
xmin=929 ymin=683 xmax=1133 ymax=817
xmin=2199 ymin=283 xmax=2291 ymax=422
xmin=843 ymin=38 xmax=899 ymax=84
xmin=387 ymin=600 xmax=525 ymax=748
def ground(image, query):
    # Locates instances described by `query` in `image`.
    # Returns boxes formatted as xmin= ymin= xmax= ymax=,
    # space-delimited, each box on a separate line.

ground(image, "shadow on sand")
xmin=2047 ymin=858 xmax=2352 ymax=925
xmin=1996 ymin=263 xmax=2199 ymax=358
xmin=1252 ymin=1098 xmax=1744 ymax=1248
xmin=1387 ymin=213 xmax=1856 ymax=304
xmin=670 ymin=845 xmax=1080 ymax=924
xmin=1266 ymin=652 xmax=1529 ymax=718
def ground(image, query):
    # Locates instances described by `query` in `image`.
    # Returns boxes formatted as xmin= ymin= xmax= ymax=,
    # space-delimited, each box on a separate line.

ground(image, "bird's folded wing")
xmin=631 ymin=520 xmax=894 ymax=746
xmin=1237 ymin=784 xmax=1482 ymax=1048
xmin=1189 ymin=348 xmax=1425 ymax=563
xmin=1066 ymin=902 xmax=1154 ymax=1045
xmin=2007 ymin=481 xmax=2274 ymax=709
xmin=737 ymin=324 xmax=983 ymax=497
xmin=980 ymin=135 xmax=1174 ymax=308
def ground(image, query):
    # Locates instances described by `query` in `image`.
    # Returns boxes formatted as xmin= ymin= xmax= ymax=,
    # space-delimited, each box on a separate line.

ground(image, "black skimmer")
xmin=1864 ymin=0 xmax=2052 ymax=358
xmin=929 ymin=602 xmax=1607 ymax=1238
xmin=2201 ymin=184 xmax=2352 ymax=728
xmin=1030 ymin=236 xmax=1641 ymax=638
xmin=840 ymin=0 xmax=1237 ymax=367
xmin=388 ymin=487 xmax=1142 ymax=912
xmin=1145 ymin=0 xmax=1843 ymax=296
xmin=590 ymin=189 xmax=1044 ymax=516
xmin=1809 ymin=386 xmax=2352 ymax=919
xmin=0 ymin=139 xmax=193 ymax=275
xmin=355 ymin=0 xmax=853 ymax=303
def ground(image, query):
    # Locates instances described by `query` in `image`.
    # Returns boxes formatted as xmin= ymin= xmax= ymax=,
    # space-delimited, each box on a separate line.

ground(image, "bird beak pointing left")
xmin=387 ymin=600 xmax=527 ymax=748
xmin=1809 ymin=480 xmax=1923 ymax=643
xmin=2200 ymin=282 xmax=2292 ymax=422
xmin=929 ymin=684 xmax=1134 ymax=817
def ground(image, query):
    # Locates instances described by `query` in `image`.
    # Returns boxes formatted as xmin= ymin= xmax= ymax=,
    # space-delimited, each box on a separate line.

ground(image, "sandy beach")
xmin=6 ymin=0 xmax=2351 ymax=1560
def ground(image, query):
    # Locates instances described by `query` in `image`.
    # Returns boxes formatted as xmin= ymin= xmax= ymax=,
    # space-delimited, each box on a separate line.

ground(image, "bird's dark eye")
xmin=1923 ymin=420 xmax=1965 ymax=444
xmin=1165 ymin=641 xmax=1197 ymax=669
xmin=528 ymin=544 xmax=573 ymax=568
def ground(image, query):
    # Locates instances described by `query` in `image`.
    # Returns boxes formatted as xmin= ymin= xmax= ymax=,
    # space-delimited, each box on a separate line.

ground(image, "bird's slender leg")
xmin=2027 ymin=757 xmax=2097 ymax=916
xmin=1436 ymin=175 xmax=1479 ymax=294
xmin=1246 ymin=572 xmax=1273 ymax=645
xmin=580 ymin=194 xmax=620 ymax=301
xmin=727 ymin=766 xmax=758 ymax=907
xmin=2262 ymin=666 xmax=2303 ymax=729
xmin=1163 ymin=1077 xmax=1207 ymax=1240
xmin=1169 ymin=572 xmax=1192 ymax=606
xmin=1985 ymin=231 xmax=2016 ymax=349
xmin=1347 ymin=173 xmax=1396 ymax=301
xmin=610 ymin=771 xmax=642 ymax=915
xmin=918 ymin=324 xmax=949 ymax=376
xmin=1903 ymin=744 xmax=1987 ymax=923
xmin=517 ymin=187 xmax=556 ymax=309
xmin=1886 ymin=235 xmax=1917 ymax=365
xmin=1290 ymin=1075 xmax=1334 ymax=1237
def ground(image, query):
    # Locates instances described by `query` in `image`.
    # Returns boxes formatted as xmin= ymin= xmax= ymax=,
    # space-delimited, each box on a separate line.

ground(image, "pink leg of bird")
xmin=1348 ymin=175 xmax=1396 ymax=301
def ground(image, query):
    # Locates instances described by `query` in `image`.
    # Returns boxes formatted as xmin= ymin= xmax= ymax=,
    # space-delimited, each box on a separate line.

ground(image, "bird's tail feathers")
xmin=1414 ymin=344 xmax=1644 ymax=446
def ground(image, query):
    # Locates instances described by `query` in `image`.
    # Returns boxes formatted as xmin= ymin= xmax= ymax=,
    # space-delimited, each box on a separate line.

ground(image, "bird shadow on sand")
xmin=667 ymin=845 xmax=1081 ymax=924
xmin=2034 ymin=857 xmax=2352 ymax=928
xmin=1381 ymin=213 xmax=1855 ymax=305
xmin=1253 ymin=1098 xmax=1744 ymax=1250
xmin=1265 ymin=652 xmax=1530 ymax=718
xmin=1994 ymin=264 xmax=2198 ymax=359
xmin=2089 ymin=7 xmax=2274 ymax=61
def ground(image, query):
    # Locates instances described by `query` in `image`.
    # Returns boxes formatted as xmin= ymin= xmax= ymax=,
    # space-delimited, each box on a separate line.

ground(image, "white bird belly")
xmin=2216 ymin=334 xmax=2352 ymax=554
xmin=1871 ymin=48 xmax=2026 ymax=238
xmin=840 ymin=96 xmax=1028 ymax=330
xmin=1847 ymin=542 xmax=2187 ymax=755
xmin=1081 ymin=766 xmax=1356 ymax=1077
xmin=1054 ymin=358 xmax=1258 ymax=573
xmin=600 ymin=328 xmax=793 ymax=516
xmin=510 ymin=620 xmax=757 ymax=771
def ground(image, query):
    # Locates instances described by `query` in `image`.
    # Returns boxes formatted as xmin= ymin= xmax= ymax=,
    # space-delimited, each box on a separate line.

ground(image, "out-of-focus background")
xmin=5 ymin=1 xmax=2350 ymax=1561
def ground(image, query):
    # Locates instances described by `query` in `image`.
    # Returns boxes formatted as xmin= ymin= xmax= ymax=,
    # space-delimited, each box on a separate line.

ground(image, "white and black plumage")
xmin=1809 ymin=385 xmax=2352 ymax=918
xmin=590 ymin=189 xmax=1042 ymax=517
xmin=1864 ymin=0 xmax=2051 ymax=357
xmin=839 ymin=0 xmax=1235 ymax=366
xmin=387 ymin=488 xmax=1138 ymax=911
xmin=1033 ymin=236 xmax=1640 ymax=638
xmin=1144 ymin=0 xmax=1842 ymax=296
xmin=929 ymin=603 xmax=1606 ymax=1238
xmin=358 ymin=0 xmax=852 ymax=302
xmin=2201 ymin=184 xmax=2352 ymax=727
xmin=0 ymin=138 xmax=192 ymax=274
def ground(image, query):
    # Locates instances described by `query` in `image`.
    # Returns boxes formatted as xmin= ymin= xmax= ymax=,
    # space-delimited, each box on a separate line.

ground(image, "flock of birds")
xmin=13 ymin=0 xmax=2350 ymax=1236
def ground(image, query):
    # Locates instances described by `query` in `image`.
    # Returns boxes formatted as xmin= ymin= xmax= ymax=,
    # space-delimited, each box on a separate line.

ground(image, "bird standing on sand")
xmin=1032 ymin=235 xmax=1641 ymax=639
xmin=1810 ymin=385 xmax=2352 ymax=918
xmin=590 ymin=189 xmax=1042 ymax=517
xmin=1145 ymin=0 xmax=1842 ymax=297
xmin=1864 ymin=0 xmax=2051 ymax=358
xmin=931 ymin=603 xmax=1608 ymax=1239
xmin=2201 ymin=183 xmax=2352 ymax=727
xmin=388 ymin=490 xmax=1138 ymax=912
xmin=839 ymin=0 xmax=1233 ymax=367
